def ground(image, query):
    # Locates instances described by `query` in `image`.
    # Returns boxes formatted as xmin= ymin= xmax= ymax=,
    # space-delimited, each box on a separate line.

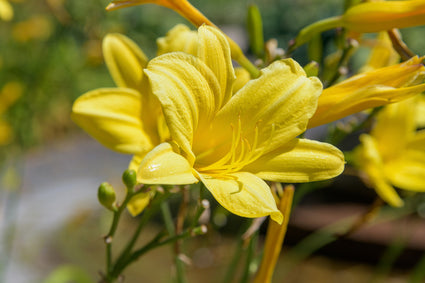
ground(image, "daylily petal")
xmin=198 ymin=59 xmax=322 ymax=163
xmin=198 ymin=25 xmax=235 ymax=109
xmin=157 ymin=24 xmax=198 ymax=56
xmin=71 ymin=88 xmax=153 ymax=154
xmin=309 ymin=78 xmax=425 ymax=128
xmin=137 ymin=143 xmax=198 ymax=185
xmin=385 ymin=150 xmax=425 ymax=192
xmin=408 ymin=129 xmax=425 ymax=151
xmin=127 ymin=192 xmax=151 ymax=216
xmin=245 ymin=139 xmax=345 ymax=183
xmin=372 ymin=97 xmax=416 ymax=159
xmin=365 ymin=165 xmax=404 ymax=207
xmin=103 ymin=33 xmax=148 ymax=89
xmin=415 ymin=95 xmax=425 ymax=127
xmin=233 ymin=67 xmax=250 ymax=94
xmin=355 ymin=134 xmax=403 ymax=207
xmin=199 ymin=172 xmax=283 ymax=224
xmin=342 ymin=0 xmax=425 ymax=33
xmin=145 ymin=52 xmax=220 ymax=163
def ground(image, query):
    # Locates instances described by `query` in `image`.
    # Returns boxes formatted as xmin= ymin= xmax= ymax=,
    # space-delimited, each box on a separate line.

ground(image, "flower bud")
xmin=122 ymin=169 xmax=137 ymax=190
xmin=247 ymin=4 xmax=264 ymax=58
xmin=98 ymin=182 xmax=117 ymax=211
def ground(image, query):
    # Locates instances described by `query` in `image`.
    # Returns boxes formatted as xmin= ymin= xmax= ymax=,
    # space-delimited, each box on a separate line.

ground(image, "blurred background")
xmin=1 ymin=0 xmax=425 ymax=282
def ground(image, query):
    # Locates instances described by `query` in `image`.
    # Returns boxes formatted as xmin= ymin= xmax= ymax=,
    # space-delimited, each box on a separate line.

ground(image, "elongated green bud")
xmin=98 ymin=182 xmax=117 ymax=211
xmin=247 ymin=4 xmax=264 ymax=58
xmin=122 ymin=169 xmax=137 ymax=190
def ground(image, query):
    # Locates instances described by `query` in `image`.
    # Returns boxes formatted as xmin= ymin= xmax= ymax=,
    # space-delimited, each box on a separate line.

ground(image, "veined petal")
xmin=355 ymin=134 xmax=403 ymax=207
xmin=145 ymin=52 xmax=220 ymax=163
xmin=103 ymin=33 xmax=148 ymax=89
xmin=71 ymin=88 xmax=152 ymax=154
xmin=245 ymin=139 xmax=345 ymax=183
xmin=385 ymin=150 xmax=425 ymax=192
xmin=310 ymin=82 xmax=425 ymax=128
xmin=198 ymin=25 xmax=235 ymax=109
xmin=199 ymin=172 xmax=283 ymax=223
xmin=199 ymin=59 xmax=322 ymax=162
xmin=157 ymin=24 xmax=198 ymax=56
xmin=137 ymin=143 xmax=198 ymax=185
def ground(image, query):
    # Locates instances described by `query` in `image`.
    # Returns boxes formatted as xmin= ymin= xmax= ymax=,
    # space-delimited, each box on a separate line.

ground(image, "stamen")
xmin=197 ymin=118 xmax=277 ymax=175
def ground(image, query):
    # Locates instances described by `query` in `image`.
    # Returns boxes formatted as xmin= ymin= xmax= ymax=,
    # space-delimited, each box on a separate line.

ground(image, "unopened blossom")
xmin=294 ymin=0 xmax=425 ymax=48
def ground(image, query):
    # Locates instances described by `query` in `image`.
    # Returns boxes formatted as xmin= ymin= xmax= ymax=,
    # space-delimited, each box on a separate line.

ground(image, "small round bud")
xmin=122 ymin=169 xmax=137 ymax=190
xmin=98 ymin=182 xmax=116 ymax=211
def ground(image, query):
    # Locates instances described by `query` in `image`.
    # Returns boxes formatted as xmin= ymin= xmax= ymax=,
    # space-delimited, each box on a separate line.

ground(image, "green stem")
xmin=161 ymin=198 xmax=188 ymax=283
xmin=222 ymin=236 xmax=244 ymax=283
xmin=111 ymin=230 xmax=193 ymax=279
xmin=109 ymin=191 xmax=170 ymax=279
xmin=239 ymin=233 xmax=259 ymax=283
xmin=222 ymin=219 xmax=253 ymax=283
xmin=235 ymin=52 xmax=261 ymax=78
xmin=289 ymin=16 xmax=342 ymax=53
xmin=104 ymin=189 xmax=138 ymax=276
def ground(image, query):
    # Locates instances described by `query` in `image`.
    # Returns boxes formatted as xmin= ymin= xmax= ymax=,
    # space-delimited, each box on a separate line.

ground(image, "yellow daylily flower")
xmin=137 ymin=25 xmax=345 ymax=223
xmin=308 ymin=56 xmax=425 ymax=128
xmin=294 ymin=0 xmax=425 ymax=49
xmin=353 ymin=96 xmax=425 ymax=206
xmin=0 ymin=0 xmax=13 ymax=21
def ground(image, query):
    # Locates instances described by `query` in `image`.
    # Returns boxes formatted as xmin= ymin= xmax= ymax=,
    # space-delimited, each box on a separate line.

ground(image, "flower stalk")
xmin=253 ymin=184 xmax=294 ymax=283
